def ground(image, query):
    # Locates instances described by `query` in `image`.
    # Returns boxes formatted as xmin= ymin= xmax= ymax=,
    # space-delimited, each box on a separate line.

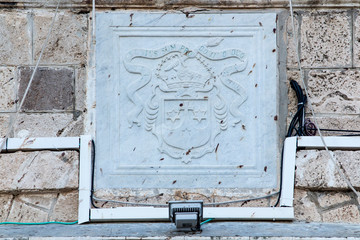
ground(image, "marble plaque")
xmin=95 ymin=12 xmax=279 ymax=189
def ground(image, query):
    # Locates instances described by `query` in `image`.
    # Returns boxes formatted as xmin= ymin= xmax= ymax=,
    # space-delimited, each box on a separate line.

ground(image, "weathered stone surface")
xmin=0 ymin=194 xmax=12 ymax=222
xmin=307 ymin=70 xmax=360 ymax=114
xmin=33 ymin=10 xmax=88 ymax=64
xmin=18 ymin=193 xmax=57 ymax=210
xmin=94 ymin=188 xmax=275 ymax=208
xmin=14 ymin=113 xmax=83 ymax=137
xmin=322 ymin=205 xmax=360 ymax=223
xmin=305 ymin=116 xmax=360 ymax=136
xmin=18 ymin=67 xmax=75 ymax=111
xmin=0 ymin=10 xmax=31 ymax=65
xmin=0 ymin=67 xmax=17 ymax=112
xmin=285 ymin=13 xmax=299 ymax=69
xmin=0 ymin=0 xmax=358 ymax=8
xmin=7 ymin=197 xmax=48 ymax=222
xmin=300 ymin=11 xmax=351 ymax=68
xmin=0 ymin=114 xmax=11 ymax=137
xmin=317 ymin=192 xmax=352 ymax=208
xmin=75 ymin=67 xmax=87 ymax=111
xmin=0 ymin=151 xmax=79 ymax=191
xmin=353 ymin=10 xmax=360 ymax=67
xmin=293 ymin=189 xmax=322 ymax=222
xmin=50 ymin=191 xmax=78 ymax=221
xmin=296 ymin=150 xmax=360 ymax=189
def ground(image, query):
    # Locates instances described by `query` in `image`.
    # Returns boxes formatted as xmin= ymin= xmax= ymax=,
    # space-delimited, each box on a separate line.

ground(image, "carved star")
xmin=181 ymin=128 xmax=192 ymax=136
xmin=193 ymin=109 xmax=207 ymax=122
xmin=167 ymin=109 xmax=180 ymax=122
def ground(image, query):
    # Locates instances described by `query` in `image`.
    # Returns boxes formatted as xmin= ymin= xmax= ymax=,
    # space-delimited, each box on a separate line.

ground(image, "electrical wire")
xmin=0 ymin=221 xmax=78 ymax=225
xmin=203 ymin=192 xmax=279 ymax=206
xmin=200 ymin=218 xmax=213 ymax=225
xmin=0 ymin=0 xmax=61 ymax=153
xmin=287 ymin=80 xmax=308 ymax=137
xmin=92 ymin=192 xmax=279 ymax=207
xmin=288 ymin=0 xmax=360 ymax=199
xmin=90 ymin=140 xmax=99 ymax=208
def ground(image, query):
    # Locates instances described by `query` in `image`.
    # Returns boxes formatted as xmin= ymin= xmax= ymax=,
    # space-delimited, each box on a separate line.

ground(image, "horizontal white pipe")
xmin=298 ymin=136 xmax=360 ymax=150
xmin=0 ymin=137 xmax=80 ymax=152
xmin=90 ymin=207 xmax=294 ymax=221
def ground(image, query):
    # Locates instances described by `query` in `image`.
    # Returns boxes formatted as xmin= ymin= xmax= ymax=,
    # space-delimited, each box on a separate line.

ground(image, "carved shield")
xmin=162 ymin=99 xmax=211 ymax=157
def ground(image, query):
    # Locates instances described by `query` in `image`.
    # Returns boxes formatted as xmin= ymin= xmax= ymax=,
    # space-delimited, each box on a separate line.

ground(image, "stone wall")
xmin=0 ymin=1 xmax=360 ymax=223
xmin=0 ymin=8 xmax=87 ymax=222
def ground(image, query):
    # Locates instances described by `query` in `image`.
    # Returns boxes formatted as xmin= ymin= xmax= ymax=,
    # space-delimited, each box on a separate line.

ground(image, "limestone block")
xmin=0 ymin=10 xmax=31 ymax=65
xmin=18 ymin=67 xmax=75 ymax=111
xmin=296 ymin=150 xmax=360 ymax=189
xmin=0 ymin=114 xmax=11 ymax=137
xmin=353 ymin=10 xmax=360 ymax=67
xmin=300 ymin=11 xmax=351 ymax=68
xmin=33 ymin=10 xmax=88 ymax=64
xmin=14 ymin=113 xmax=83 ymax=137
xmin=7 ymin=197 xmax=48 ymax=222
xmin=317 ymin=192 xmax=352 ymax=208
xmin=307 ymin=70 xmax=360 ymax=114
xmin=0 ymin=67 xmax=17 ymax=112
xmin=322 ymin=205 xmax=360 ymax=223
xmin=305 ymin=116 xmax=360 ymax=136
xmin=75 ymin=67 xmax=87 ymax=111
xmin=18 ymin=193 xmax=57 ymax=210
xmin=0 ymin=194 xmax=13 ymax=222
xmin=285 ymin=12 xmax=299 ymax=69
xmin=293 ymin=189 xmax=321 ymax=222
xmin=50 ymin=191 xmax=78 ymax=222
xmin=0 ymin=151 xmax=79 ymax=191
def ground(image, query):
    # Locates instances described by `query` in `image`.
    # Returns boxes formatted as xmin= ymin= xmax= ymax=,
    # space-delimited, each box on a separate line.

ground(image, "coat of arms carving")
xmin=124 ymin=38 xmax=248 ymax=163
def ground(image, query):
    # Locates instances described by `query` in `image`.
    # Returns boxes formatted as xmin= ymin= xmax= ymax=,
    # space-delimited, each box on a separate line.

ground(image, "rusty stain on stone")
xmin=215 ymin=143 xmax=219 ymax=153
xmin=248 ymin=70 xmax=253 ymax=75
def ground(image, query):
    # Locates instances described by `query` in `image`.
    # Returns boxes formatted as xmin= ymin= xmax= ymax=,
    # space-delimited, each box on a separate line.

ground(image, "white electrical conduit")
xmin=288 ymin=0 xmax=360 ymax=199
xmin=0 ymin=0 xmax=61 ymax=153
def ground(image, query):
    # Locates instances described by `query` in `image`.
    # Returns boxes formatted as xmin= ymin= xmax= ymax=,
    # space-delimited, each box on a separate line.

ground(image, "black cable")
xmin=90 ymin=139 xmax=99 ymax=208
xmin=272 ymin=145 xmax=284 ymax=207
xmin=274 ymin=80 xmax=309 ymax=207
xmin=287 ymin=80 xmax=308 ymax=137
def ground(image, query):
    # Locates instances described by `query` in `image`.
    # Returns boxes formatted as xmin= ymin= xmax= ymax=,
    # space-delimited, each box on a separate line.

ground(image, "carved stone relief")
xmin=124 ymin=40 xmax=247 ymax=162
xmin=95 ymin=12 xmax=279 ymax=190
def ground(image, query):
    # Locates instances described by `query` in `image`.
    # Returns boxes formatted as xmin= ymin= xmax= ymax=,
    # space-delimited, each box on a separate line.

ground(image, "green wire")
xmin=200 ymin=218 xmax=213 ymax=225
xmin=0 ymin=221 xmax=78 ymax=225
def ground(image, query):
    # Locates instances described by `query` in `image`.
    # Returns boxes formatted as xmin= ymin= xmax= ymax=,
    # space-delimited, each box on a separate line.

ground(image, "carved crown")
xmin=156 ymin=54 xmax=211 ymax=89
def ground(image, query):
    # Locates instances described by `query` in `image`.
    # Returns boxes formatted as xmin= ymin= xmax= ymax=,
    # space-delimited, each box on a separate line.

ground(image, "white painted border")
xmin=90 ymin=207 xmax=294 ymax=221
xmin=78 ymin=135 xmax=93 ymax=224
xmin=0 ymin=137 xmax=79 ymax=152
xmin=79 ymin=136 xmax=298 ymax=223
